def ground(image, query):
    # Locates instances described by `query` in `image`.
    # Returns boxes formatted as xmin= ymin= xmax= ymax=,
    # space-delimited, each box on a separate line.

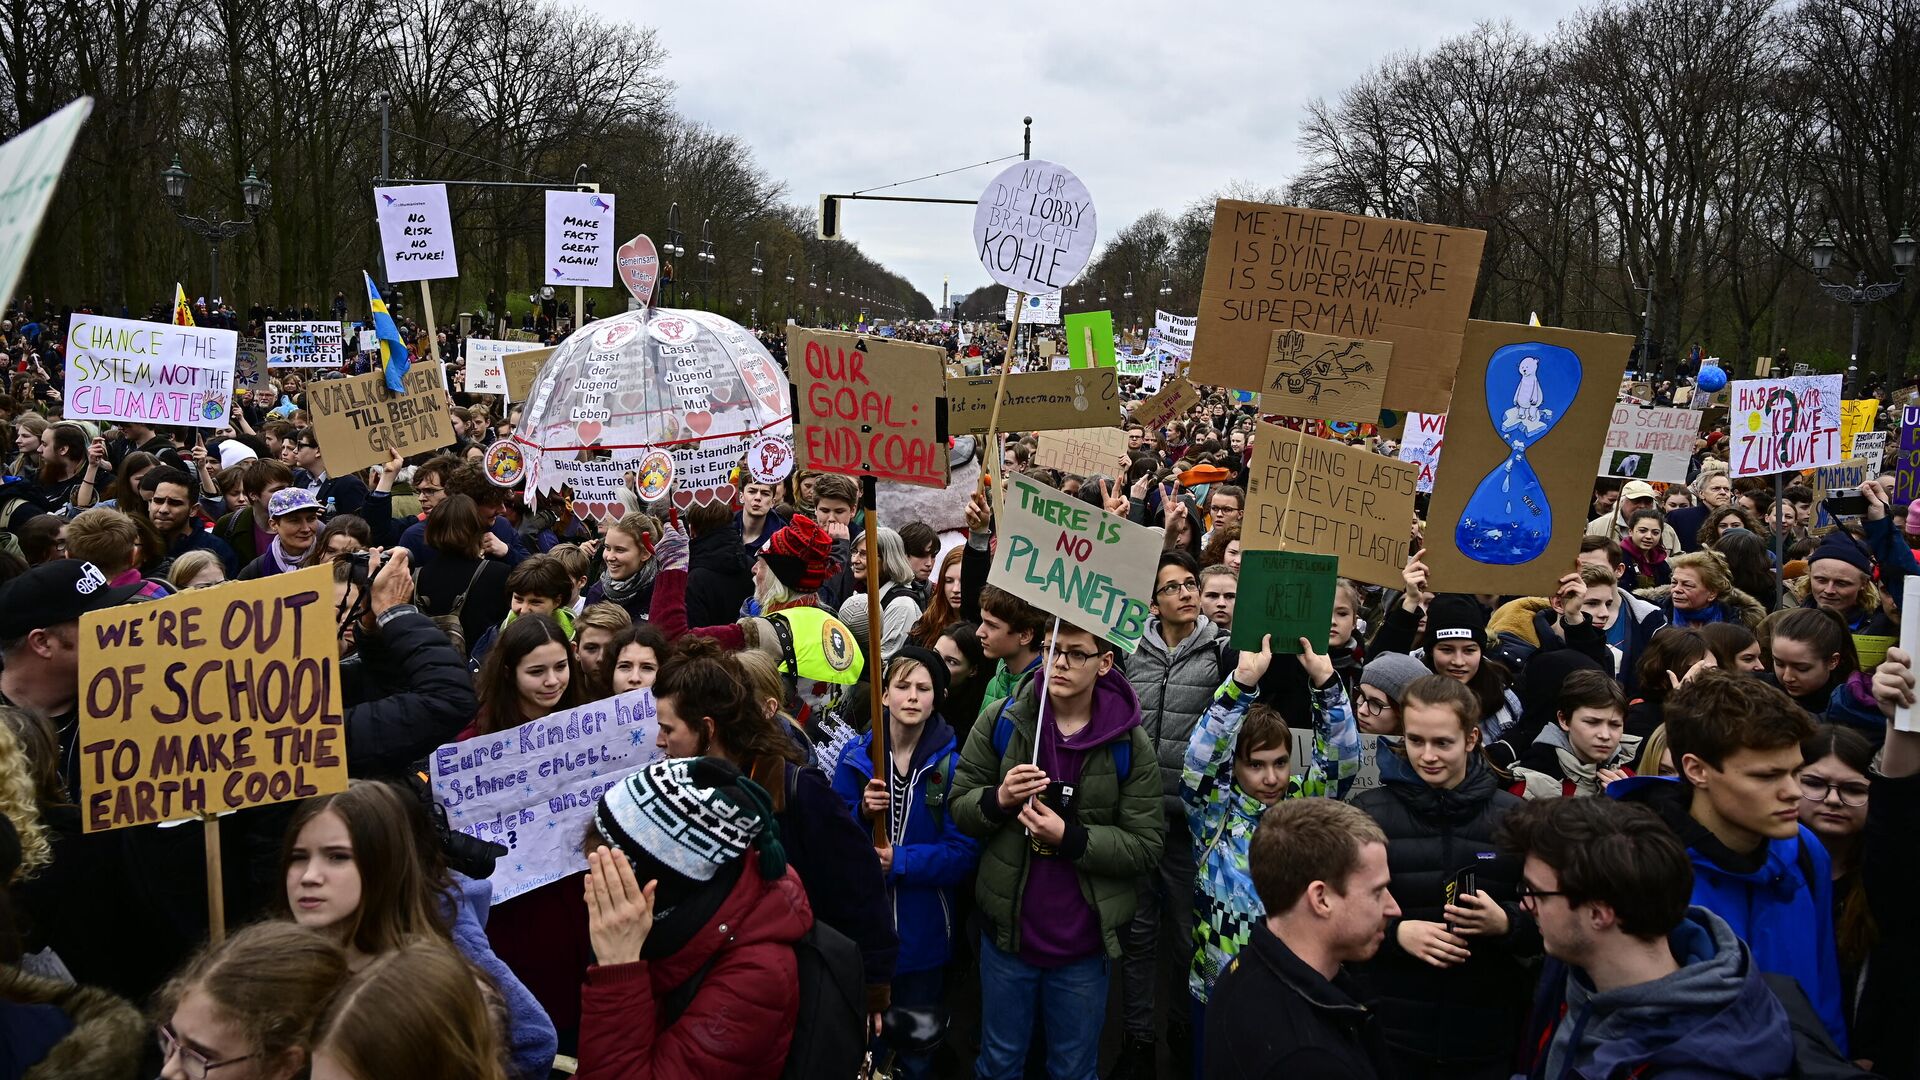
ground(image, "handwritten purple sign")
xmin=1896 ymin=407 xmax=1920 ymax=506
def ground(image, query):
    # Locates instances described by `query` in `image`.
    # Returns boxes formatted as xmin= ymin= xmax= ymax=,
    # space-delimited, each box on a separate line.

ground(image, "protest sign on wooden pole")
xmin=420 ymin=280 xmax=441 ymax=369
xmin=862 ymin=476 xmax=887 ymax=847
xmin=203 ymin=814 xmax=225 ymax=944
xmin=307 ymin=365 xmax=456 ymax=474
xmin=946 ymin=368 xmax=1120 ymax=435
xmin=982 ymin=290 xmax=1029 ymax=480
xmin=989 ymin=473 xmax=1158 ymax=652
xmin=1243 ymin=420 xmax=1419 ymax=588
xmin=791 ymin=327 xmax=948 ymax=488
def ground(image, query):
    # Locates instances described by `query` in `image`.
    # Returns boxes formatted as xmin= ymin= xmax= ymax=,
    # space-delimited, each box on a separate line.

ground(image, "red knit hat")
xmin=760 ymin=514 xmax=837 ymax=593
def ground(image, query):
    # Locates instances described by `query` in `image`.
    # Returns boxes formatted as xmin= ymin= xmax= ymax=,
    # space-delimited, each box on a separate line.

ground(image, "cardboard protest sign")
xmin=506 ymin=328 xmax=542 ymax=344
xmin=1813 ymin=458 xmax=1875 ymax=529
xmin=1033 ymin=427 xmax=1130 ymax=479
xmin=1841 ymin=399 xmax=1878 ymax=457
xmin=307 ymin=365 xmax=455 ymax=474
xmin=946 ymin=368 xmax=1120 ymax=435
xmin=1005 ymin=291 xmax=1062 ymax=324
xmin=1729 ymin=375 xmax=1843 ymax=478
xmin=1259 ymin=330 xmax=1390 ymax=424
xmin=791 ymin=327 xmax=948 ymax=488
xmin=1064 ymin=310 xmax=1116 ymax=369
xmin=264 ymin=321 xmax=344 ymax=367
xmin=1398 ymin=411 xmax=1446 ymax=494
xmin=975 ymin=160 xmax=1097 ymax=295
xmin=1423 ymin=321 xmax=1634 ymax=595
xmin=1154 ymin=310 xmax=1195 ymax=360
xmin=0 ymin=98 xmax=91 ymax=312
xmin=989 ymin=473 xmax=1157 ymax=652
xmin=1598 ymin=406 xmax=1702 ymax=483
xmin=233 ymin=337 xmax=266 ymax=392
xmin=65 ymin=314 xmax=236 ymax=429
xmin=78 ymin=566 xmax=347 ymax=832
xmin=1232 ymin=550 xmax=1338 ymax=654
xmin=1131 ymin=377 xmax=1201 ymax=434
xmin=544 ymin=190 xmax=615 ymax=287
xmin=463 ymin=338 xmax=517 ymax=395
xmin=1850 ymin=430 xmax=1888 ymax=475
xmin=374 ymin=183 xmax=457 ymax=281
xmin=1244 ymin=422 xmax=1417 ymax=588
xmin=1192 ymin=201 xmax=1486 ymax=411
xmin=505 ymin=347 xmax=552 ymax=403
xmin=1895 ymin=407 xmax=1920 ymax=504
xmin=429 ymin=690 xmax=661 ymax=903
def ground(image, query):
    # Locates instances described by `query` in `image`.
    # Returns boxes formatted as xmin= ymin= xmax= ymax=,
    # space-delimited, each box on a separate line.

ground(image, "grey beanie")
xmin=1361 ymin=653 xmax=1430 ymax=705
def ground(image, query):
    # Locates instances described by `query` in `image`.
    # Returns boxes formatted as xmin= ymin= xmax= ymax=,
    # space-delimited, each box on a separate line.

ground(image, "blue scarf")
xmin=1670 ymin=600 xmax=1727 ymax=627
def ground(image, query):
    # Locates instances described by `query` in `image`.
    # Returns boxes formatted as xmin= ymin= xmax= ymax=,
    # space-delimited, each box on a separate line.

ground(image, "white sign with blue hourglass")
xmin=1456 ymin=343 xmax=1583 ymax=566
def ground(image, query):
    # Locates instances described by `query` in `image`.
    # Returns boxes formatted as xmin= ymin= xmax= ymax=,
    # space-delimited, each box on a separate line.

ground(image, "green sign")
xmin=1232 ymin=550 xmax=1338 ymax=654
xmin=1064 ymin=310 xmax=1116 ymax=369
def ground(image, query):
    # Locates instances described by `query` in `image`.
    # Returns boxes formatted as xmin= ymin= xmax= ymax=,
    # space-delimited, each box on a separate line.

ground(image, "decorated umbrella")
xmin=508 ymin=303 xmax=792 ymax=521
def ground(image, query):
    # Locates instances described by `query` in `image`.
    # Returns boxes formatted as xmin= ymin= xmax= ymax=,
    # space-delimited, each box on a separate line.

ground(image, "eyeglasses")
xmin=1155 ymin=579 xmax=1199 ymax=598
xmin=1799 ymin=775 xmax=1870 ymax=807
xmin=414 ymin=485 xmax=444 ymax=498
xmin=158 ymin=1023 xmax=254 ymax=1080
xmin=1356 ymin=695 xmax=1391 ymax=715
xmin=1051 ymin=649 xmax=1103 ymax=669
xmin=1516 ymin=880 xmax=1568 ymax=907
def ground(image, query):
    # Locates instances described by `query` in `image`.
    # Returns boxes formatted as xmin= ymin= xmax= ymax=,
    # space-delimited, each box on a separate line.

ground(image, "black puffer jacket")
xmin=685 ymin=524 xmax=755 ymax=627
xmin=1350 ymin=756 xmax=1539 ymax=1068
xmin=341 ymin=604 xmax=481 ymax=777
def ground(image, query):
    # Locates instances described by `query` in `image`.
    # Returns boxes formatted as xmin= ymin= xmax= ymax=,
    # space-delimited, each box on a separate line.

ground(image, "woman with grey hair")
xmin=836 ymin=525 xmax=922 ymax=661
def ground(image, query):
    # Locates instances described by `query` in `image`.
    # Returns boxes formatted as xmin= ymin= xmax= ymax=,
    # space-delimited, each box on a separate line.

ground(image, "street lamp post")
xmin=1122 ymin=272 xmax=1134 ymax=336
xmin=784 ymin=256 xmax=795 ymax=323
xmin=160 ymin=155 xmax=270 ymax=308
xmin=697 ymin=219 xmax=716 ymax=310
xmin=1808 ymin=227 xmax=1917 ymax=396
xmin=750 ymin=242 xmax=764 ymax=328
xmin=664 ymin=203 xmax=685 ymax=308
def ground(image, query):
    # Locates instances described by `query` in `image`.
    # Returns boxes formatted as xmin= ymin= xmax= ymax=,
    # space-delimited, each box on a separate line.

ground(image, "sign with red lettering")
xmin=1728 ymin=375 xmax=1842 ymax=478
xmin=76 ymin=566 xmax=347 ymax=832
xmin=790 ymin=327 xmax=949 ymax=488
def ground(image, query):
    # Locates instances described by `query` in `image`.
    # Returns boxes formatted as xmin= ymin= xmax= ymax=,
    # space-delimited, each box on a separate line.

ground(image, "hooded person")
xmin=1794 ymin=535 xmax=1897 ymax=636
xmin=829 ymin=646 xmax=981 ymax=1078
xmin=576 ymin=756 xmax=815 ymax=1080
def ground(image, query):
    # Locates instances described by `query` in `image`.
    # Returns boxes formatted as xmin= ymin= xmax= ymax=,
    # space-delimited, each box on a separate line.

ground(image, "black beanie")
xmin=889 ymin=645 xmax=951 ymax=717
xmin=1425 ymin=594 xmax=1489 ymax=647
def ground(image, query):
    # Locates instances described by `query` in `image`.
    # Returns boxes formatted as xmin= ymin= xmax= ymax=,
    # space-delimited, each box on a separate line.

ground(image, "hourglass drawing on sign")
xmin=1456 ymin=341 xmax=1583 ymax=565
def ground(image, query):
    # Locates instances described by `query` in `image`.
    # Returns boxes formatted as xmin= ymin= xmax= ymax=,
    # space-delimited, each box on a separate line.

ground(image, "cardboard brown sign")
xmin=1243 ymin=421 xmax=1419 ymax=588
xmin=1130 ymin=377 xmax=1201 ymax=434
xmin=307 ymin=365 xmax=456 ymax=474
xmin=946 ymin=368 xmax=1120 ymax=435
xmin=1033 ymin=427 xmax=1130 ymax=479
xmin=791 ymin=327 xmax=948 ymax=488
xmin=1423 ymin=321 xmax=1634 ymax=595
xmin=1191 ymin=201 xmax=1485 ymax=412
xmin=504 ymin=347 xmax=553 ymax=403
xmin=1259 ymin=330 xmax=1390 ymax=423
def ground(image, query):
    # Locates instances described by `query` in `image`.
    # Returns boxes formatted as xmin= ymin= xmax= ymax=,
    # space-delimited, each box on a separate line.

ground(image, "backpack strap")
xmin=446 ymin=560 xmax=491 ymax=622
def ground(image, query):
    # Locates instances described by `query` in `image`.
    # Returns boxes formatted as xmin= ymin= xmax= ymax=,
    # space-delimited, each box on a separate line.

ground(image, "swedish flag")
xmin=363 ymin=271 xmax=410 ymax=392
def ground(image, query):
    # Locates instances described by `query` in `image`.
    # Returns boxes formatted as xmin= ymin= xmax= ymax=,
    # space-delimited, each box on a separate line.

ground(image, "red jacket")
xmin=576 ymin=866 xmax=813 ymax=1080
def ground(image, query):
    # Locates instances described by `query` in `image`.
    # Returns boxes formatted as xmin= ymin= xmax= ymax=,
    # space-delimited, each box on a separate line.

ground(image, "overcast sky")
xmin=581 ymin=0 xmax=1573 ymax=308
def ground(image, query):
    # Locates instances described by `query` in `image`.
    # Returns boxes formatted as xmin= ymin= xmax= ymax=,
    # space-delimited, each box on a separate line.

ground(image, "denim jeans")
xmin=1120 ymin=793 xmax=1197 ymax=1038
xmin=974 ymin=934 xmax=1110 ymax=1080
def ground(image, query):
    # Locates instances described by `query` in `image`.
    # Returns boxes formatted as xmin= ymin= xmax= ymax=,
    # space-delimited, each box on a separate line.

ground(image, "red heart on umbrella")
xmin=615 ymin=235 xmax=659 ymax=307
xmin=757 ymin=389 xmax=785 ymax=414
xmin=684 ymin=412 xmax=712 ymax=435
xmin=671 ymin=488 xmax=695 ymax=511
xmin=576 ymin=420 xmax=602 ymax=445
xmin=694 ymin=482 xmax=737 ymax=507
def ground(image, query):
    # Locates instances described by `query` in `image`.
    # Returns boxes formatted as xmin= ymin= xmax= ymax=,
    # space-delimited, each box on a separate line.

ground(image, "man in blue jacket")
xmin=1611 ymin=670 xmax=1846 ymax=1050
xmin=1503 ymin=795 xmax=1793 ymax=1078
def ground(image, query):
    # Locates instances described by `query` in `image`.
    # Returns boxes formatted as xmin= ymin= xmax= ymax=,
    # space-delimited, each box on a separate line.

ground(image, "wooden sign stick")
xmin=980 ymin=291 xmax=1029 ymax=490
xmin=1083 ymin=324 xmax=1094 ymax=371
xmin=419 ymin=280 xmax=442 ymax=368
xmin=203 ymin=812 xmax=226 ymax=945
xmin=862 ymin=476 xmax=888 ymax=848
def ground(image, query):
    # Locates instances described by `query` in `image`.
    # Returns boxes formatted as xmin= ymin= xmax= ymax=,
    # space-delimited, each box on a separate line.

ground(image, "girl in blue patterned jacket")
xmin=1179 ymin=633 xmax=1360 ymax=1047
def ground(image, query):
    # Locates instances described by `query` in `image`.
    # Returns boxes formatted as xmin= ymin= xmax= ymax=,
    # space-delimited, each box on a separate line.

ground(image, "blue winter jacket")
xmin=1612 ymin=775 xmax=1847 ymax=1052
xmin=830 ymin=714 xmax=981 ymax=975
xmin=446 ymin=871 xmax=560 ymax=1080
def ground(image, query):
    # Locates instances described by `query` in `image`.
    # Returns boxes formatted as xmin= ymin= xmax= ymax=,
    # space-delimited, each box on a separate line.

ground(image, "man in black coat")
xmin=1205 ymin=799 xmax=1401 ymax=1080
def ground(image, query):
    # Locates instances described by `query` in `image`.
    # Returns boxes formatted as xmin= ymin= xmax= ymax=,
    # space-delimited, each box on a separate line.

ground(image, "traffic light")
xmin=817 ymin=195 xmax=840 ymax=240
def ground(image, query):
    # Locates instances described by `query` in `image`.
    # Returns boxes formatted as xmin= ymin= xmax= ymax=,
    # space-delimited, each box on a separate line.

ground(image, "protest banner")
xmin=1037 ymin=338 xmax=1058 ymax=359
xmin=1116 ymin=351 xmax=1155 ymax=377
xmin=791 ymin=327 xmax=948 ymax=488
xmin=1064 ymin=310 xmax=1116 ymax=369
xmin=264 ymin=320 xmax=344 ymax=367
xmin=463 ymin=338 xmax=517 ymax=395
xmin=547 ymin=453 xmax=646 ymax=522
xmin=946 ymin=368 xmax=1119 ymax=435
xmin=233 ymin=337 xmax=266 ymax=392
xmin=1598 ymin=406 xmax=1702 ymax=483
xmin=1154 ymin=310 xmax=1195 ymax=360
xmin=1895 ymin=407 xmax=1920 ymax=505
xmin=1423 ymin=321 xmax=1634 ymax=595
xmin=1729 ymin=374 xmax=1843 ymax=478
xmin=1812 ymin=457 xmax=1875 ymax=529
xmin=1259 ymin=330 xmax=1390 ymax=424
xmin=429 ymin=689 xmax=662 ymax=903
xmin=1232 ymin=550 xmax=1338 ymax=653
xmin=544 ymin=190 xmax=615 ymax=287
xmin=974 ymin=160 xmax=1097 ymax=296
xmin=374 ymin=183 xmax=458 ymax=282
xmin=675 ymin=435 xmax=750 ymax=502
xmin=989 ymin=473 xmax=1157 ymax=652
xmin=1841 ymin=399 xmax=1878 ymax=457
xmin=65 ymin=313 xmax=236 ymax=429
xmin=0 ymin=97 xmax=92 ymax=312
xmin=78 ymin=566 xmax=347 ymax=832
xmin=507 ymin=328 xmax=542 ymax=344
xmin=1005 ymin=291 xmax=1063 ymax=324
xmin=307 ymin=364 xmax=455 ymax=473
xmin=1192 ymin=201 xmax=1486 ymax=411
xmin=1033 ymin=427 xmax=1130 ymax=479
xmin=1850 ymin=430 xmax=1888 ymax=475
xmin=1131 ymin=377 xmax=1201 ymax=434
xmin=1398 ymin=411 xmax=1446 ymax=494
xmin=505 ymin=347 xmax=552 ymax=403
xmin=1244 ymin=420 xmax=1418 ymax=588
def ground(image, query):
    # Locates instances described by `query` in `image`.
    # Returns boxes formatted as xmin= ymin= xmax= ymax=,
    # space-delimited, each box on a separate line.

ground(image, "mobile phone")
xmin=1445 ymin=867 xmax=1478 ymax=909
xmin=1823 ymin=490 xmax=1869 ymax=517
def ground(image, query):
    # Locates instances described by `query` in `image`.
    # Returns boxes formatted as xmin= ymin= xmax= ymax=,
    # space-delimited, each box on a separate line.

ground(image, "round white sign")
xmin=972 ymin=159 xmax=1097 ymax=297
